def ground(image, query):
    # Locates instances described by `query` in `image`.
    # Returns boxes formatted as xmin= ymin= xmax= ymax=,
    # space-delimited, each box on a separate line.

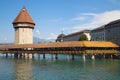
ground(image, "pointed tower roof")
xmin=13 ymin=7 xmax=35 ymax=25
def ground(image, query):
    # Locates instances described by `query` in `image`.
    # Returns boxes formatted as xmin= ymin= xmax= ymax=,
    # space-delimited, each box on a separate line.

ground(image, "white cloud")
xmin=46 ymin=33 xmax=57 ymax=40
xmin=34 ymin=10 xmax=120 ymax=40
xmin=35 ymin=29 xmax=41 ymax=39
xmin=90 ymin=10 xmax=120 ymax=26
xmin=65 ymin=10 xmax=120 ymax=33
xmin=36 ymin=29 xmax=41 ymax=35
xmin=34 ymin=29 xmax=57 ymax=41
xmin=70 ymin=16 xmax=86 ymax=21
xmin=82 ymin=13 xmax=97 ymax=16
xmin=2 ymin=37 xmax=8 ymax=43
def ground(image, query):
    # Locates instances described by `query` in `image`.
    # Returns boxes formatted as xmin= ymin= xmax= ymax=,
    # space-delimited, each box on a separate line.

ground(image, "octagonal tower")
xmin=13 ymin=7 xmax=35 ymax=44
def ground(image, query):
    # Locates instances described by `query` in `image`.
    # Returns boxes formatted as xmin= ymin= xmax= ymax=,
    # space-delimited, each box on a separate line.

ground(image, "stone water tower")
xmin=12 ymin=7 xmax=35 ymax=44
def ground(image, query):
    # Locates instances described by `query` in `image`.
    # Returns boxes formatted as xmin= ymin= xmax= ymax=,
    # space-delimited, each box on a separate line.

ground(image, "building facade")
xmin=91 ymin=26 xmax=105 ymax=41
xmin=12 ymin=7 xmax=35 ymax=44
xmin=56 ymin=33 xmax=65 ymax=42
xmin=61 ymin=30 xmax=91 ymax=42
xmin=90 ymin=19 xmax=120 ymax=46
xmin=105 ymin=19 xmax=120 ymax=46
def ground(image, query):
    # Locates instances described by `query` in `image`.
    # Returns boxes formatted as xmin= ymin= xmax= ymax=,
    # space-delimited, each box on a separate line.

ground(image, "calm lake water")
xmin=0 ymin=54 xmax=120 ymax=80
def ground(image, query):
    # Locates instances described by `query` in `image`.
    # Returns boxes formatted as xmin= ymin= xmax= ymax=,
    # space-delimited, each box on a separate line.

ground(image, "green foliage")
xmin=79 ymin=34 xmax=88 ymax=41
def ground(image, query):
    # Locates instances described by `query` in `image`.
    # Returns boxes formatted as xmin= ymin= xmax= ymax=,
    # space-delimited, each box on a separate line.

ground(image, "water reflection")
xmin=14 ymin=59 xmax=32 ymax=80
xmin=0 ymin=55 xmax=120 ymax=80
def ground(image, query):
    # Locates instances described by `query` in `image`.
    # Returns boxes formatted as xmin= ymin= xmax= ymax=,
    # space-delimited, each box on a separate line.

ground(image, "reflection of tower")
xmin=12 ymin=7 xmax=35 ymax=44
xmin=14 ymin=60 xmax=32 ymax=80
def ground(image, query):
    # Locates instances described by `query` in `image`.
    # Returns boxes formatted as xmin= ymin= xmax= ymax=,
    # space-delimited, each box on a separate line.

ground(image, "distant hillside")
xmin=33 ymin=37 xmax=46 ymax=43
xmin=0 ymin=37 xmax=55 ymax=44
xmin=0 ymin=43 xmax=13 ymax=45
xmin=33 ymin=37 xmax=55 ymax=43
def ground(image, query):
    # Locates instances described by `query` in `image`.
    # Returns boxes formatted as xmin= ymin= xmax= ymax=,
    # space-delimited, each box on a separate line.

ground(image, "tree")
xmin=79 ymin=34 xmax=88 ymax=41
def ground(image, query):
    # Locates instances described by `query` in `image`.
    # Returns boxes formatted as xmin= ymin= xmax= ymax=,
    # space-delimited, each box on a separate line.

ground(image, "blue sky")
xmin=0 ymin=0 xmax=120 ymax=43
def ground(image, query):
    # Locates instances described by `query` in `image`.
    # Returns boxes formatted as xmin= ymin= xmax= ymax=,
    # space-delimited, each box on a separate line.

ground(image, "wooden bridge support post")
xmin=32 ymin=54 xmax=34 ymax=59
xmin=14 ymin=53 xmax=18 ymax=58
xmin=38 ymin=54 xmax=40 ymax=59
xmin=51 ymin=54 xmax=53 ymax=60
xmin=6 ymin=53 xmax=8 ymax=58
xmin=27 ymin=54 xmax=29 ymax=59
xmin=111 ymin=54 xmax=113 ymax=59
xmin=91 ymin=54 xmax=95 ymax=60
xmin=28 ymin=54 xmax=33 ymax=59
xmin=25 ymin=53 xmax=31 ymax=59
xmin=55 ymin=54 xmax=58 ymax=60
xmin=72 ymin=54 xmax=75 ymax=60
xmin=43 ymin=54 xmax=45 ymax=59
xmin=103 ymin=54 xmax=105 ymax=59
xmin=82 ymin=54 xmax=86 ymax=61
xmin=66 ymin=54 xmax=70 ymax=61
xmin=18 ymin=54 xmax=20 ymax=58
xmin=19 ymin=53 xmax=23 ymax=58
xmin=10 ymin=53 xmax=12 ymax=57
xmin=22 ymin=53 xmax=25 ymax=58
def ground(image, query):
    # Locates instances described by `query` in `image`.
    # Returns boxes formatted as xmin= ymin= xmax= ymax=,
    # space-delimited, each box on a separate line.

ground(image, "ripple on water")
xmin=0 ymin=55 xmax=120 ymax=80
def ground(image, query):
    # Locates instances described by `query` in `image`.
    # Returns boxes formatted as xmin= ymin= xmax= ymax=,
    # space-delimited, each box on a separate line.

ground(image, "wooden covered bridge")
xmin=0 ymin=41 xmax=119 ymax=60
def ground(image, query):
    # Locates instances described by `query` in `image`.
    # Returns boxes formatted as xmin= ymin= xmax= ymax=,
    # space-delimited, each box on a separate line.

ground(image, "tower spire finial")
xmin=22 ymin=6 xmax=26 ymax=10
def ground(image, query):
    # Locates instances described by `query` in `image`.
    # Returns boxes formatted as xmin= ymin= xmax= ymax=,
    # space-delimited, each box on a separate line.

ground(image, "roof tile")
xmin=13 ymin=7 xmax=35 ymax=25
